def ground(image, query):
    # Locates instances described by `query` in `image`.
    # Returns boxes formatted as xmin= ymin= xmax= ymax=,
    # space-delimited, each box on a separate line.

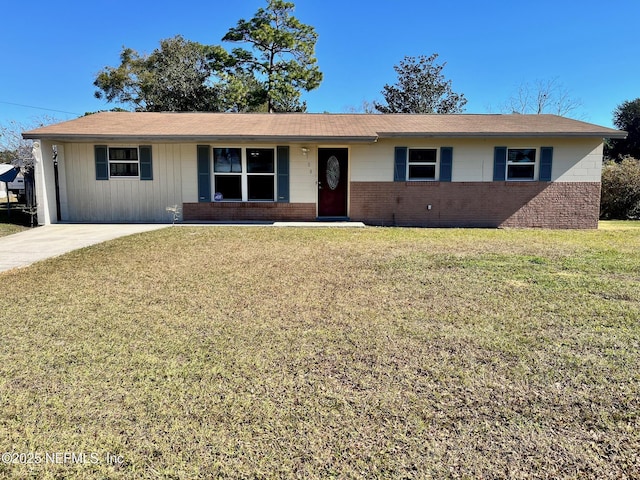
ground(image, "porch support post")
xmin=33 ymin=139 xmax=58 ymax=225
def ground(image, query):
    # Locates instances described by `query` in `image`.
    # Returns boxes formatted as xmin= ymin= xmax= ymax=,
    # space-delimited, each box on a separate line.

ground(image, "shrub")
xmin=600 ymin=156 xmax=640 ymax=219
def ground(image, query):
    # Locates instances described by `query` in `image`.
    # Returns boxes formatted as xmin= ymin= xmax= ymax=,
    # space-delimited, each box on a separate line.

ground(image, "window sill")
xmin=404 ymin=180 xmax=441 ymax=186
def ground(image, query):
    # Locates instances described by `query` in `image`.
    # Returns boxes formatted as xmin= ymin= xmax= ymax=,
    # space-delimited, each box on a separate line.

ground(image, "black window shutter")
xmin=394 ymin=147 xmax=407 ymax=181
xmin=440 ymin=147 xmax=453 ymax=182
xmin=539 ymin=147 xmax=553 ymax=181
xmin=277 ymin=146 xmax=290 ymax=203
xmin=197 ymin=145 xmax=211 ymax=202
xmin=95 ymin=145 xmax=108 ymax=180
xmin=140 ymin=145 xmax=153 ymax=180
xmin=493 ymin=147 xmax=507 ymax=181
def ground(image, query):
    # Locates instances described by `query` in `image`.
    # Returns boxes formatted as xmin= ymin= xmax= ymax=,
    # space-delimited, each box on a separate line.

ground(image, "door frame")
xmin=317 ymin=146 xmax=349 ymax=219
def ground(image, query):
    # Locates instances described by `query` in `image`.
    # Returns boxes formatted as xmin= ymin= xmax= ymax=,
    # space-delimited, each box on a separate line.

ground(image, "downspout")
xmin=53 ymin=146 xmax=61 ymax=221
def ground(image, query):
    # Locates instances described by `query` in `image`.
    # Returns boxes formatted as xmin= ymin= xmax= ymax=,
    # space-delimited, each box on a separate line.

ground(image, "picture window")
xmin=213 ymin=148 xmax=275 ymax=201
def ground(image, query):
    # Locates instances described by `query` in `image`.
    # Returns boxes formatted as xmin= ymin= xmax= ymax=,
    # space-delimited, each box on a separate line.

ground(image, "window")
xmin=95 ymin=145 xmax=152 ymax=181
xmin=109 ymin=147 xmax=139 ymax=177
xmin=507 ymin=148 xmax=536 ymax=180
xmin=212 ymin=147 xmax=276 ymax=201
xmin=408 ymin=148 xmax=437 ymax=180
xmin=247 ymin=148 xmax=275 ymax=200
xmin=214 ymin=148 xmax=242 ymax=200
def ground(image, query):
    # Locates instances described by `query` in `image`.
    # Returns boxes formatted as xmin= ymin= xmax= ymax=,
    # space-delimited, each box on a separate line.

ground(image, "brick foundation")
xmin=184 ymin=182 xmax=601 ymax=228
xmin=183 ymin=202 xmax=316 ymax=222
xmin=350 ymin=182 xmax=601 ymax=229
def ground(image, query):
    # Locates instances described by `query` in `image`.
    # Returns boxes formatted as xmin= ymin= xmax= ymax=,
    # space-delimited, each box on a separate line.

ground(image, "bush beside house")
xmin=601 ymin=157 xmax=640 ymax=219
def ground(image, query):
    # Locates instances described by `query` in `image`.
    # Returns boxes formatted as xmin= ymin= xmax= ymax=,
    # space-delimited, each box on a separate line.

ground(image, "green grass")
xmin=1 ymin=223 xmax=639 ymax=478
xmin=599 ymin=219 xmax=640 ymax=230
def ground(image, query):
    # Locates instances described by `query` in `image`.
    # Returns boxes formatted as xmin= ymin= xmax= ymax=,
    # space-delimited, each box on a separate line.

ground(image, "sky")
xmin=0 ymin=0 xmax=638 ymax=132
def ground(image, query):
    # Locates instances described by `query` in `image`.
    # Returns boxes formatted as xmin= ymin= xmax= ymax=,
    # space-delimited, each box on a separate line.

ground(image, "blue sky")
xmin=1 ymin=0 xmax=638 ymax=130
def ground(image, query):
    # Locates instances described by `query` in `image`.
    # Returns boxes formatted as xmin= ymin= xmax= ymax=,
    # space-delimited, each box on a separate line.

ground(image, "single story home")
xmin=23 ymin=112 xmax=625 ymax=228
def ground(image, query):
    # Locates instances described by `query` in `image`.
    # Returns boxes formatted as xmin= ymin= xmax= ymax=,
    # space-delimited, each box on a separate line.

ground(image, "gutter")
xmin=23 ymin=130 xmax=627 ymax=142
xmin=21 ymin=134 xmax=381 ymax=144
xmin=377 ymin=131 xmax=628 ymax=139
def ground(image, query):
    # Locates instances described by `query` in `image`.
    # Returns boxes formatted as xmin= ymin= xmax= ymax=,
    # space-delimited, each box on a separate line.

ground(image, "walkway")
xmin=0 ymin=222 xmax=366 ymax=273
xmin=0 ymin=224 xmax=168 ymax=273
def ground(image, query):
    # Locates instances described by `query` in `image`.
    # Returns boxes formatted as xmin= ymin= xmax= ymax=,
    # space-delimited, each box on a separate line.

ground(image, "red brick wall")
xmin=184 ymin=183 xmax=601 ymax=228
xmin=350 ymin=182 xmax=601 ymax=229
xmin=183 ymin=202 xmax=316 ymax=222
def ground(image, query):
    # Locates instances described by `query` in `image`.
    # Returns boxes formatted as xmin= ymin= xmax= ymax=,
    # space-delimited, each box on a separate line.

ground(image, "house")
xmin=22 ymin=112 xmax=625 ymax=228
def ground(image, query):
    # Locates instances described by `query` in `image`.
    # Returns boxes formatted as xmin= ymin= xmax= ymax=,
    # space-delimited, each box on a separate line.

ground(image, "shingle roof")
xmin=22 ymin=112 xmax=626 ymax=142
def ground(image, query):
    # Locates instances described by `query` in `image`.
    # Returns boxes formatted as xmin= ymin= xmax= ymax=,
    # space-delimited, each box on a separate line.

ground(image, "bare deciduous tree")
xmin=344 ymin=100 xmax=378 ymax=114
xmin=0 ymin=118 xmax=56 ymax=167
xmin=501 ymin=78 xmax=583 ymax=118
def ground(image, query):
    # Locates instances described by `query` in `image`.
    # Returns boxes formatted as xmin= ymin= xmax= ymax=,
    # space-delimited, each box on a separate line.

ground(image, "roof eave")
xmin=21 ymin=133 xmax=380 ymax=144
xmin=23 ymin=129 xmax=628 ymax=142
xmin=377 ymin=131 xmax=628 ymax=139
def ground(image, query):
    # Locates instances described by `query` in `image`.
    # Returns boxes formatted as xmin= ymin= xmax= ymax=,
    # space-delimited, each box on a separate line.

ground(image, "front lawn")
xmin=0 ymin=224 xmax=638 ymax=478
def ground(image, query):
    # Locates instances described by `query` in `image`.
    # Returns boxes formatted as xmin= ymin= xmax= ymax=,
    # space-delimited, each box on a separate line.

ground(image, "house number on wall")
xmin=326 ymin=156 xmax=340 ymax=190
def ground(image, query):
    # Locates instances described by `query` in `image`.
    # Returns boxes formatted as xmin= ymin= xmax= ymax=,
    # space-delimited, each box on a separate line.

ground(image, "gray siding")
xmin=62 ymin=143 xmax=183 ymax=223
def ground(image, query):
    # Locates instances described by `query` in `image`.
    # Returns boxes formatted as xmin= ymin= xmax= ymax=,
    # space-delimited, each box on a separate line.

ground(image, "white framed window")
xmin=407 ymin=148 xmax=438 ymax=180
xmin=246 ymin=148 xmax=275 ymax=201
xmin=507 ymin=148 xmax=536 ymax=181
xmin=108 ymin=147 xmax=139 ymax=178
xmin=213 ymin=147 xmax=276 ymax=201
xmin=214 ymin=147 xmax=242 ymax=200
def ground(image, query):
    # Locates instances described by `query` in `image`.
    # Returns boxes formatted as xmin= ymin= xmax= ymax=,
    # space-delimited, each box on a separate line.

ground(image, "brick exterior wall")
xmin=183 ymin=202 xmax=316 ymax=222
xmin=350 ymin=182 xmax=601 ymax=229
xmin=184 ymin=182 xmax=601 ymax=228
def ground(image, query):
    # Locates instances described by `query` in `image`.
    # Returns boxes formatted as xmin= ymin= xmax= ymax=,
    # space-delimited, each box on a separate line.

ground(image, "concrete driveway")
xmin=0 ymin=224 xmax=168 ymax=273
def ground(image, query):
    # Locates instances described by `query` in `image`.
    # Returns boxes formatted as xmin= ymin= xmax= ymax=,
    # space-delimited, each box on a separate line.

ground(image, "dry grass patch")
xmin=0 ymin=222 xmax=27 ymax=237
xmin=0 ymin=224 xmax=639 ymax=478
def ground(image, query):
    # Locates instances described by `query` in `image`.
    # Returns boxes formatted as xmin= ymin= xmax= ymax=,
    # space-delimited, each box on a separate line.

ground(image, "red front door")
xmin=318 ymin=148 xmax=348 ymax=217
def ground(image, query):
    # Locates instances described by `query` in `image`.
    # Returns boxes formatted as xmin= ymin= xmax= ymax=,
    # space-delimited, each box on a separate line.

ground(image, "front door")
xmin=318 ymin=148 xmax=348 ymax=217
